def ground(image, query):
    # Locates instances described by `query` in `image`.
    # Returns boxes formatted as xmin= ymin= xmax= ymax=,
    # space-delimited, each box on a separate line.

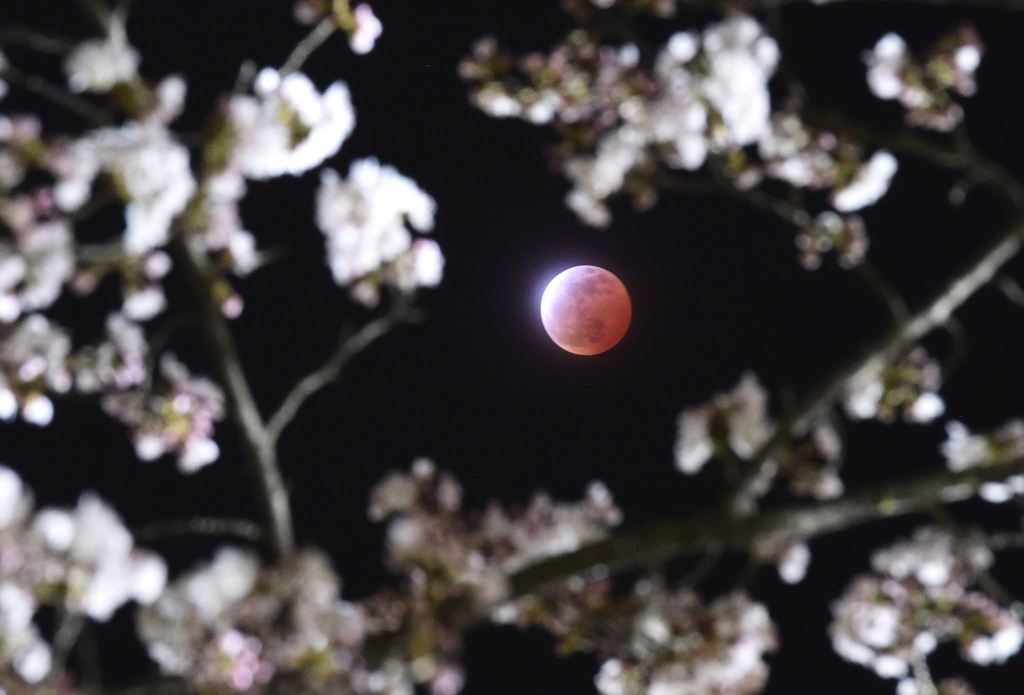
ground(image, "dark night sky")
xmin=4 ymin=0 xmax=1024 ymax=692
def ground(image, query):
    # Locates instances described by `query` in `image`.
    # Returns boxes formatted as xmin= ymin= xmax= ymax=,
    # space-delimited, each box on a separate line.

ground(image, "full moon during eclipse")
xmin=540 ymin=265 xmax=633 ymax=355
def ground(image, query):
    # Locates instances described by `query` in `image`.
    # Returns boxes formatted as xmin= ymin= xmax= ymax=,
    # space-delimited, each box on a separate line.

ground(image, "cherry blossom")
xmin=0 ymin=466 xmax=165 ymax=687
xmin=831 ymin=527 xmax=1022 ymax=682
xmin=226 ymin=68 xmax=355 ymax=180
xmin=64 ymin=34 xmax=140 ymax=94
xmin=0 ymin=314 xmax=71 ymax=425
xmin=865 ymin=27 xmax=984 ymax=132
xmin=843 ymin=346 xmax=945 ymax=423
xmin=102 ymin=354 xmax=225 ymax=471
xmin=674 ymin=372 xmax=772 ymax=474
xmin=350 ymin=4 xmax=383 ymax=55
xmin=316 ymin=158 xmax=441 ymax=305
xmin=0 ymin=218 xmax=74 ymax=323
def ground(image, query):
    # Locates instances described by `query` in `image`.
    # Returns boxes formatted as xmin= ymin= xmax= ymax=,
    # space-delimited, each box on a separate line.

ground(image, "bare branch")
xmin=0 ymin=28 xmax=75 ymax=54
xmin=1 ymin=66 xmax=110 ymax=125
xmin=132 ymin=517 xmax=264 ymax=543
xmin=280 ymin=18 xmax=338 ymax=77
xmin=171 ymin=237 xmax=295 ymax=560
xmin=266 ymin=299 xmax=423 ymax=447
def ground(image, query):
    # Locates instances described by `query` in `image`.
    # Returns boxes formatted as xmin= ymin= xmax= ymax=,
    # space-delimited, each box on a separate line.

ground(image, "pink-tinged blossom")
xmin=64 ymin=34 xmax=139 ymax=94
xmin=0 ymin=315 xmax=72 ymax=426
xmin=227 ymin=68 xmax=355 ymax=179
xmin=797 ymin=211 xmax=869 ymax=270
xmin=831 ymin=528 xmax=1022 ymax=682
xmin=72 ymin=313 xmax=148 ymax=393
xmin=0 ymin=219 xmax=74 ymax=323
xmin=102 ymin=354 xmax=225 ymax=472
xmin=509 ymin=578 xmax=776 ymax=695
xmin=138 ymin=548 xmax=375 ymax=693
xmin=350 ymin=4 xmax=383 ymax=55
xmin=316 ymin=158 xmax=441 ymax=305
xmin=464 ymin=17 xmax=780 ymax=227
xmin=673 ymin=372 xmax=772 ymax=474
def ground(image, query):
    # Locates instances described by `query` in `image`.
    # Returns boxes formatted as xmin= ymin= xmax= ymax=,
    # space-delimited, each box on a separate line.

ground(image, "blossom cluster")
xmin=102 ymin=354 xmax=225 ymax=472
xmin=0 ymin=3 xmax=444 ymax=464
xmin=0 ymin=465 xmax=166 ymax=686
xmin=461 ymin=14 xmax=899 ymax=268
xmin=501 ymin=577 xmax=777 ymax=695
xmin=316 ymin=158 xmax=443 ymax=306
xmin=865 ymin=27 xmax=984 ymax=132
xmin=137 ymin=461 xmax=621 ymax=693
xmin=940 ymin=419 xmax=1024 ymax=503
xmin=843 ymin=346 xmax=945 ymax=423
xmin=830 ymin=527 xmax=1023 ymax=688
xmin=673 ymin=372 xmax=844 ymax=504
xmin=138 ymin=547 xmax=379 ymax=693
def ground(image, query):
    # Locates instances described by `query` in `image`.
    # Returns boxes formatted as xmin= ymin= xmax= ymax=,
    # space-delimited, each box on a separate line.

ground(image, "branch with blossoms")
xmin=5 ymin=0 xmax=1024 ymax=694
xmin=457 ymin=2 xmax=1024 ymax=693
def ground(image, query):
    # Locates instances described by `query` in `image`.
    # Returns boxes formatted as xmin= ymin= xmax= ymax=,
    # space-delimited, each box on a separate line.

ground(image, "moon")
xmin=540 ymin=265 xmax=632 ymax=356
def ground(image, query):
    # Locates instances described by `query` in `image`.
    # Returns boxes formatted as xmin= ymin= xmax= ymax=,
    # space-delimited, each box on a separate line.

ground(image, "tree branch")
xmin=280 ymin=18 xmax=338 ymax=77
xmin=508 ymin=455 xmax=1024 ymax=597
xmin=0 ymin=28 xmax=75 ymax=54
xmin=266 ymin=299 xmax=423 ymax=447
xmin=727 ymin=213 xmax=1024 ymax=512
xmin=132 ymin=517 xmax=264 ymax=543
xmin=0 ymin=65 xmax=110 ymax=125
xmin=171 ymin=237 xmax=295 ymax=560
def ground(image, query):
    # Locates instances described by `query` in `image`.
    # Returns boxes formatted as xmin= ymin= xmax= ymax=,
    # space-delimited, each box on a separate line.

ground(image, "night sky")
xmin=4 ymin=0 xmax=1024 ymax=692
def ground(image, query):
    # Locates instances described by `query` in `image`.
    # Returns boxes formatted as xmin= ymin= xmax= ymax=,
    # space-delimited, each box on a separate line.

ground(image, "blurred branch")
xmin=0 ymin=28 xmax=75 ymax=54
xmin=132 ymin=516 xmax=264 ymax=543
xmin=728 ymin=213 xmax=1024 ymax=512
xmin=266 ymin=298 xmax=423 ymax=447
xmin=171 ymin=237 xmax=295 ymax=561
xmin=75 ymin=0 xmax=114 ymax=33
xmin=676 ymin=167 xmax=911 ymax=326
xmin=509 ymin=454 xmax=1024 ymax=597
xmin=997 ymin=274 xmax=1024 ymax=308
xmin=0 ymin=65 xmax=110 ymax=125
xmin=804 ymin=111 xmax=1024 ymax=209
xmin=280 ymin=17 xmax=338 ymax=77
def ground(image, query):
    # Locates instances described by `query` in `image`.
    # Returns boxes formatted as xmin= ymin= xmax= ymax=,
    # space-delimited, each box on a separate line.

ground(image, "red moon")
xmin=540 ymin=265 xmax=632 ymax=355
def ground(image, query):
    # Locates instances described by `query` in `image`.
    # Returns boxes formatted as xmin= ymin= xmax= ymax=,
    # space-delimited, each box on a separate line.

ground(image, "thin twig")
xmin=856 ymin=260 xmax=911 ymax=326
xmin=0 ymin=28 xmax=76 ymax=54
xmin=171 ymin=237 xmax=294 ymax=560
xmin=1 ymin=66 xmax=109 ymax=125
xmin=75 ymin=0 xmax=114 ymax=32
xmin=266 ymin=299 xmax=423 ymax=447
xmin=133 ymin=516 xmax=264 ymax=543
xmin=47 ymin=612 xmax=85 ymax=694
xmin=997 ymin=274 xmax=1024 ymax=309
xmin=280 ymin=18 xmax=338 ymax=77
